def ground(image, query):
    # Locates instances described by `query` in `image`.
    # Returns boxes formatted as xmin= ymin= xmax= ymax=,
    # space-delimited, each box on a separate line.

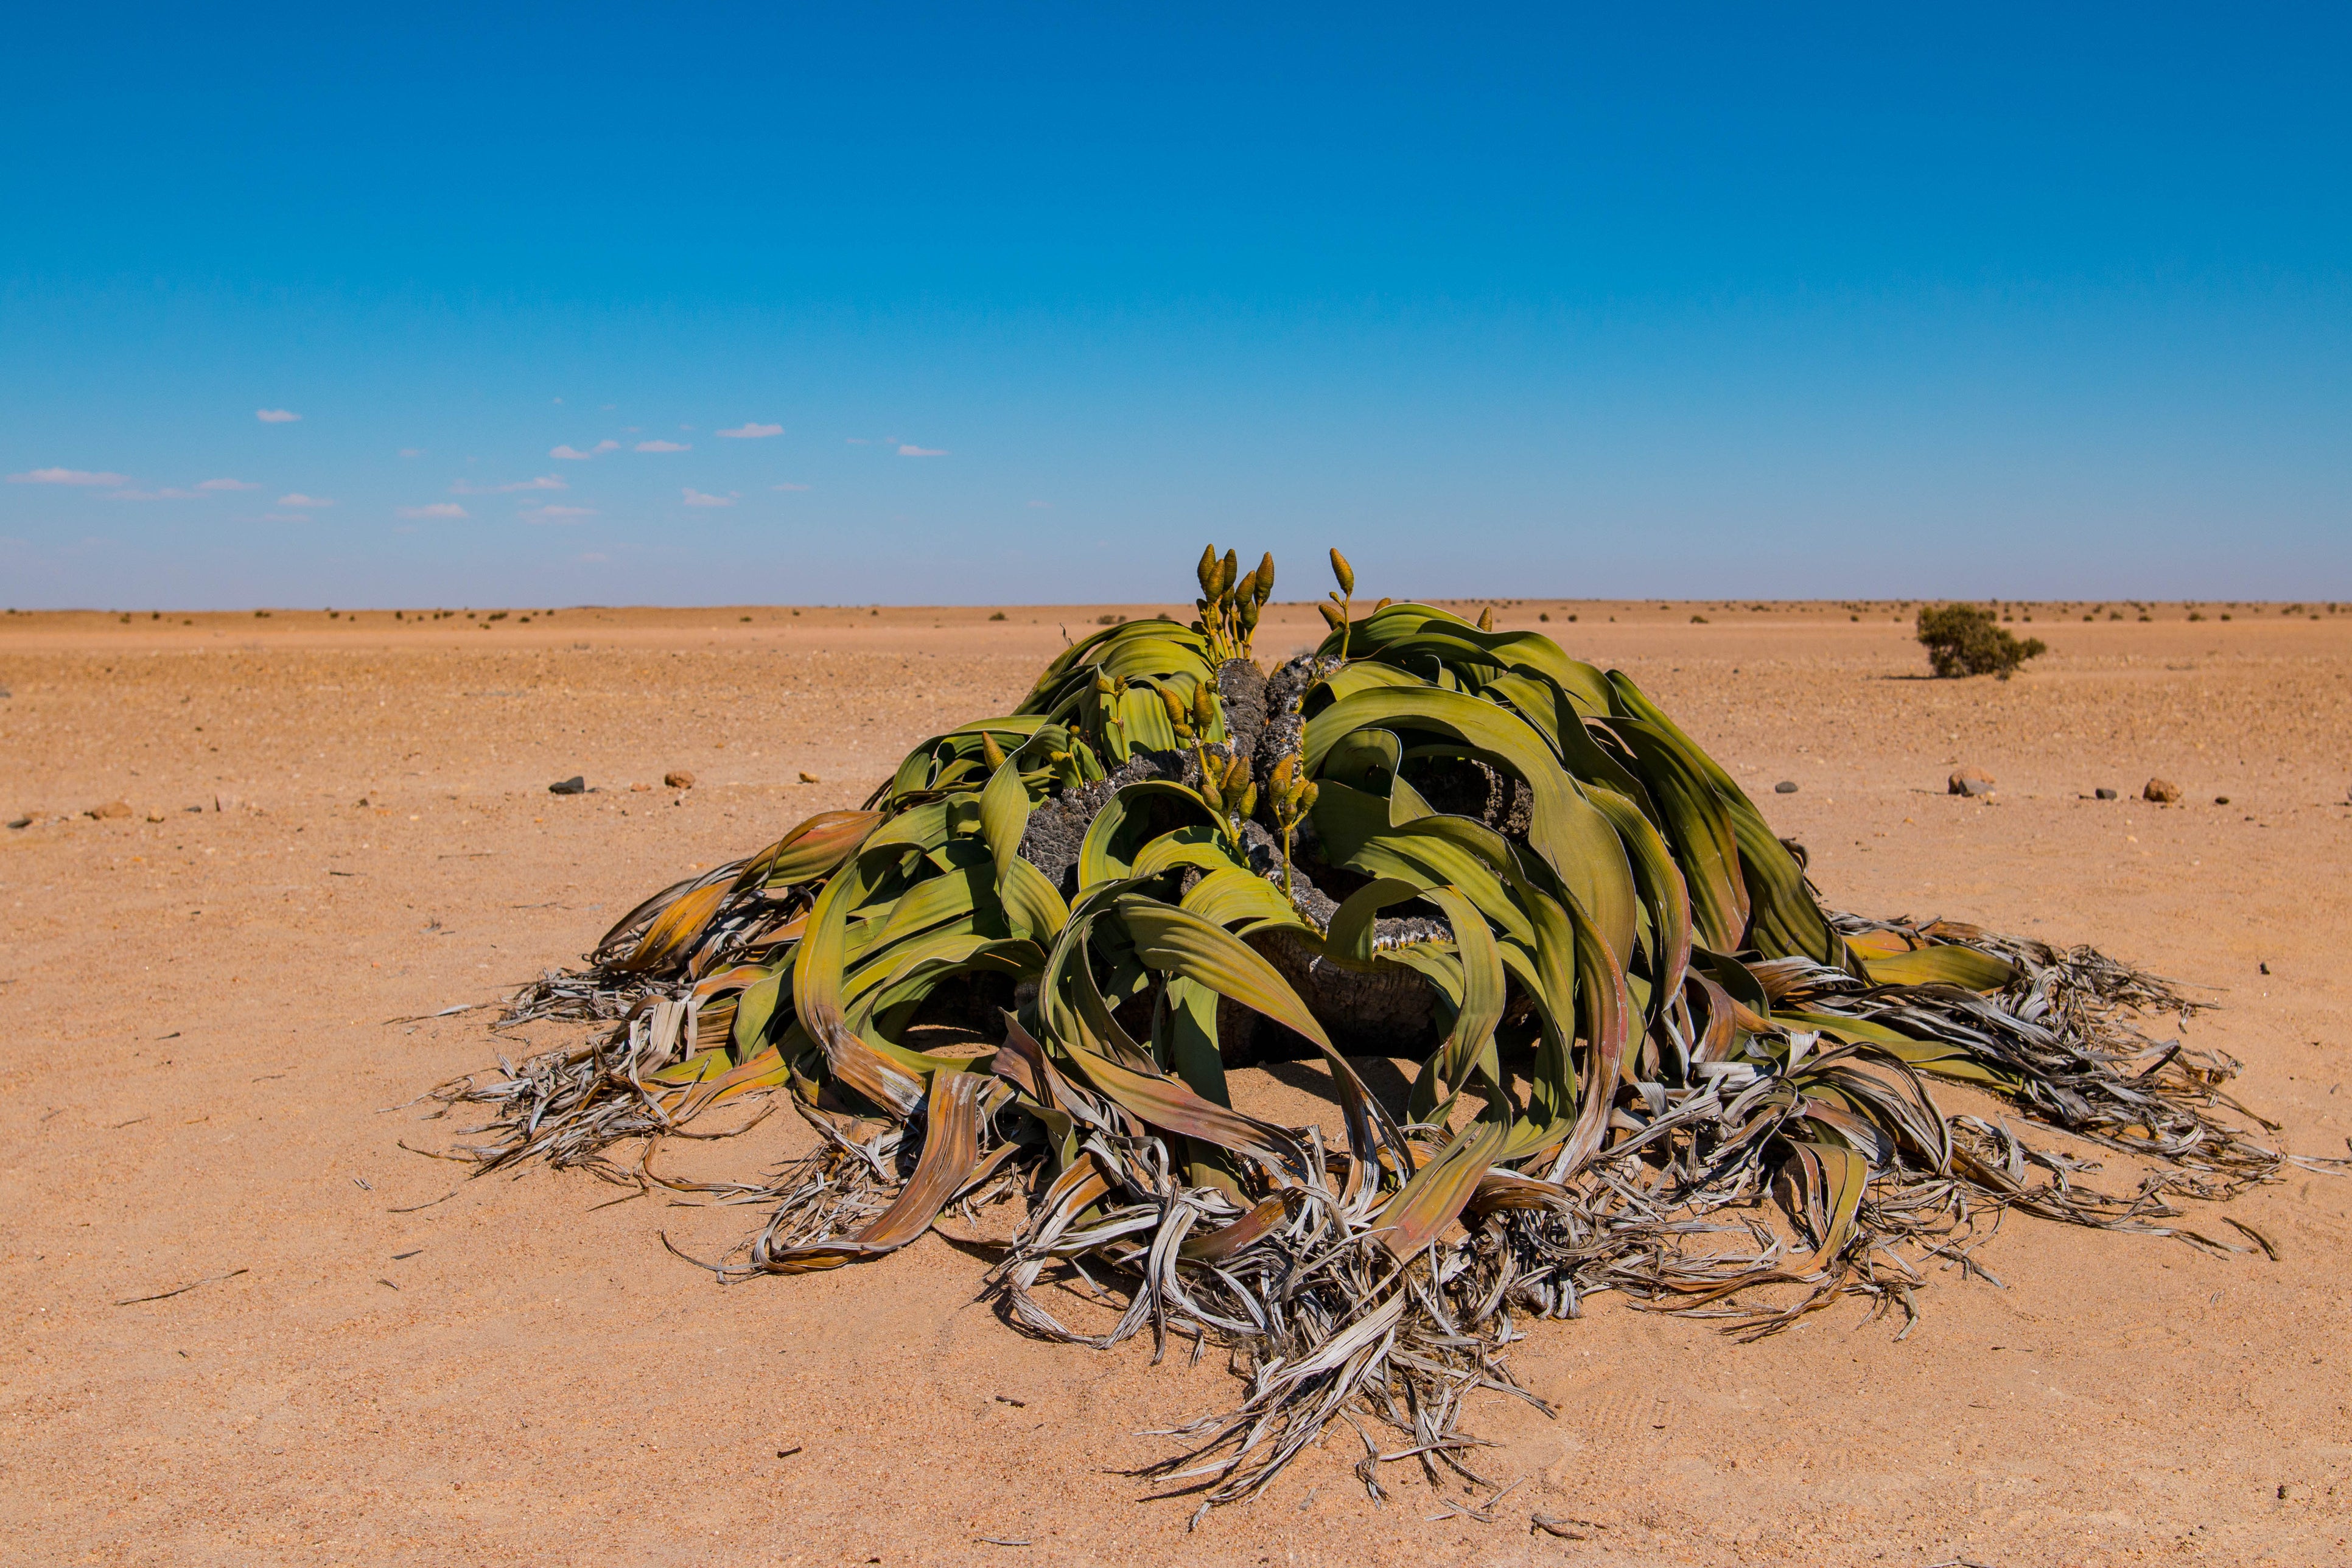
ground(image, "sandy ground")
xmin=3 ymin=598 xmax=2350 ymax=1567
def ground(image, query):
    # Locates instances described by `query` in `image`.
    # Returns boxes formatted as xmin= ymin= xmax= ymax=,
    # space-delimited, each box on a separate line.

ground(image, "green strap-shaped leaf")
xmin=1180 ymin=866 xmax=1304 ymax=932
xmin=1549 ymin=890 xmax=1633 ymax=1181
xmin=1113 ymin=894 xmax=1407 ymax=1172
xmin=1324 ymin=876 xmax=1426 ymax=967
xmin=1586 ymin=783 xmax=1693 ymax=1013
xmin=1410 ymin=886 xmax=1506 ymax=1122
xmin=979 ymin=754 xmax=1032 ymax=889
xmin=1076 ymin=780 xmax=1221 ymax=890
xmin=1332 ymin=602 xmax=1616 ymax=713
xmin=1608 ymin=716 xmax=1745 ymax=955
xmin=1304 ymin=684 xmax=1637 ymax=964
xmin=1160 ymin=973 xmax=1231 ymax=1107
xmin=998 ymin=855 xmax=1070 ymax=943
xmin=1130 ymin=824 xmax=1247 ymax=880
xmin=792 ymin=850 xmax=929 ymax=1117
xmin=1860 ymin=945 xmax=2016 ymax=991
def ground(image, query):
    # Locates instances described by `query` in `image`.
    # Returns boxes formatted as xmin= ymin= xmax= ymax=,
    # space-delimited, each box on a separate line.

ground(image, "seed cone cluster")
xmin=439 ymin=547 xmax=2292 ymax=1514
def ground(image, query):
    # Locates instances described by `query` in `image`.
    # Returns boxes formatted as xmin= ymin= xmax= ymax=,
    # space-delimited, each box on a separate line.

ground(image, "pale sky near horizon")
xmin=4 ymin=3 xmax=2348 ymax=609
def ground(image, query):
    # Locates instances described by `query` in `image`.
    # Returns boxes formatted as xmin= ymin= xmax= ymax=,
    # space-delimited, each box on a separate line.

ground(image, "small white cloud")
xmin=549 ymin=444 xmax=595 ymax=460
xmin=682 ymin=488 xmax=738 ymax=507
xmin=898 ymin=444 xmax=948 ymax=458
xmin=519 ymin=503 xmax=597 ymax=524
xmin=256 ymin=408 xmax=301 ymax=423
xmin=453 ymin=474 xmax=567 ymax=495
xmin=399 ymin=502 xmax=468 ymax=519
xmin=552 ymin=396 xmax=564 ymax=404
xmin=276 ymin=493 xmax=334 ymax=507
xmin=397 ymin=448 xmax=423 ymax=458
xmin=635 ymin=439 xmax=690 ymax=453
xmin=9 ymin=467 xmax=130 ymax=486
xmin=593 ymin=439 xmax=621 ymax=453
xmin=718 ymin=422 xmax=783 ymax=439
xmin=197 ymin=477 xmax=261 ymax=491
xmin=102 ymin=488 xmax=206 ymax=501
xmin=772 ymin=482 xmax=812 ymax=492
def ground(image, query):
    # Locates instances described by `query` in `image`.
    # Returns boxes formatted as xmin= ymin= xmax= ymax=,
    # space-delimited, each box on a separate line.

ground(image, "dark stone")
xmin=2094 ymin=786 xmax=2119 ymax=800
xmin=548 ymin=776 xmax=587 ymax=795
xmin=1774 ymin=780 xmax=1799 ymax=794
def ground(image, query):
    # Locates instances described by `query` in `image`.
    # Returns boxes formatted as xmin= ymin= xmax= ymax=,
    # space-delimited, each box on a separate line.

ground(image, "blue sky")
xmin=4 ymin=3 xmax=2348 ymax=607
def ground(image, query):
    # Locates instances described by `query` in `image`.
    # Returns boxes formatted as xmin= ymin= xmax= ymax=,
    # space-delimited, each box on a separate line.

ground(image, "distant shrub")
xmin=1916 ymin=603 xmax=2046 ymax=678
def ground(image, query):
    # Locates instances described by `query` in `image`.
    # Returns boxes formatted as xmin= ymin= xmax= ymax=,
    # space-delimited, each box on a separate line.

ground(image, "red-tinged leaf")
xmin=1374 ymin=1117 xmax=1508 ymax=1264
xmin=761 ymin=1070 xmax=992 ymax=1273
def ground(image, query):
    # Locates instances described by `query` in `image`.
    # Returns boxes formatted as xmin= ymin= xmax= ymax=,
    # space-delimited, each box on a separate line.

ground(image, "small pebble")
xmin=664 ymin=770 xmax=695 ymax=789
xmin=2213 ymin=795 xmax=2230 ymax=805
xmin=2143 ymin=777 xmax=2182 ymax=803
xmin=799 ymin=771 xmax=821 ymax=784
xmin=548 ymin=776 xmax=587 ymax=796
xmin=2095 ymin=786 xmax=2118 ymax=800
xmin=1948 ymin=767 xmax=1997 ymax=798
xmin=1773 ymin=780 xmax=1798 ymax=794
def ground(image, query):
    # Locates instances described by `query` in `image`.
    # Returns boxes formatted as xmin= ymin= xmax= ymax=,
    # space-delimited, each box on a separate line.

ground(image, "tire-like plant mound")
xmin=437 ymin=549 xmax=2285 ymax=1515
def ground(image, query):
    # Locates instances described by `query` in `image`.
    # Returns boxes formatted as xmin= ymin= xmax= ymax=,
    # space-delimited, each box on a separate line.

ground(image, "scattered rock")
xmin=214 ymin=793 xmax=242 ymax=813
xmin=6 ymin=812 xmax=39 ymax=830
xmin=2094 ymin=786 xmax=2119 ymax=800
xmin=1773 ymin=780 xmax=1799 ymax=794
xmin=1948 ymin=767 xmax=1997 ymax=797
xmin=144 ymin=808 xmax=166 ymax=823
xmin=2214 ymin=795 xmax=2231 ymax=805
xmin=2143 ymin=777 xmax=2182 ymax=803
xmin=663 ymin=770 xmax=695 ymax=789
xmin=88 ymin=799 xmax=133 ymax=821
xmin=548 ymin=776 xmax=587 ymax=796
xmin=799 ymin=771 xmax=821 ymax=783
xmin=629 ymin=782 xmax=652 ymax=793
xmin=356 ymin=796 xmax=370 ymax=807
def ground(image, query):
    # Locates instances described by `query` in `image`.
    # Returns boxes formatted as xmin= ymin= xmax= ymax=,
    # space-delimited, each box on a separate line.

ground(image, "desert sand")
xmin=2 ymin=598 xmax=2348 ymax=1566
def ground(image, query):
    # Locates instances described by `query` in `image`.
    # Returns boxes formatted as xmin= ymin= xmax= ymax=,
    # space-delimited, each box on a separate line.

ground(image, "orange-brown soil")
xmin=3 ymin=600 xmax=2348 ymax=1565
